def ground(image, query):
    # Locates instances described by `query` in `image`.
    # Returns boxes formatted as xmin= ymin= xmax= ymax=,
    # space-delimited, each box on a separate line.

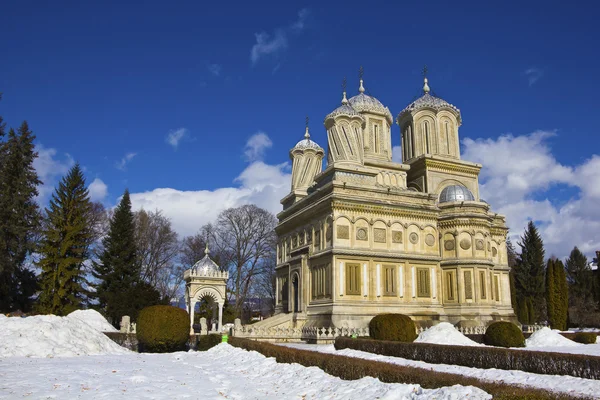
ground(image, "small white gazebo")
xmin=184 ymin=245 xmax=228 ymax=334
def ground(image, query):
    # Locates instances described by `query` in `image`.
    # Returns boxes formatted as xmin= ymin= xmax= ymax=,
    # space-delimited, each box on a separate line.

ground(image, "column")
xmin=218 ymin=302 xmax=223 ymax=332
xmin=189 ymin=300 xmax=196 ymax=335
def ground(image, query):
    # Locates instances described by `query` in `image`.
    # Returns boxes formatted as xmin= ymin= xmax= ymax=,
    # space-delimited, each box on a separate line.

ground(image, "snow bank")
xmin=414 ymin=322 xmax=482 ymax=346
xmin=0 ymin=314 xmax=130 ymax=357
xmin=526 ymin=327 xmax=581 ymax=348
xmin=66 ymin=309 xmax=117 ymax=332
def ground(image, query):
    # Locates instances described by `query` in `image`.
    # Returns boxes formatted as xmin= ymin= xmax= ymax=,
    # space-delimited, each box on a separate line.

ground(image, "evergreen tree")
xmin=565 ymin=246 xmax=592 ymax=303
xmin=545 ymin=258 xmax=568 ymax=330
xmin=0 ymin=120 xmax=42 ymax=312
xmin=36 ymin=164 xmax=94 ymax=315
xmin=513 ymin=221 xmax=546 ymax=324
xmin=556 ymin=259 xmax=569 ymax=330
xmin=93 ymin=190 xmax=161 ymax=326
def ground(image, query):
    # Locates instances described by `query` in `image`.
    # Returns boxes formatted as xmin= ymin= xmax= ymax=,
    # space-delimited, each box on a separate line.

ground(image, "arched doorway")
xmin=292 ymin=273 xmax=299 ymax=313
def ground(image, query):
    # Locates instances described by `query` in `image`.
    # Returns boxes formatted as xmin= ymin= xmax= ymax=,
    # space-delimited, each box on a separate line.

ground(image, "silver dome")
xmin=398 ymin=93 xmax=461 ymax=121
xmin=348 ymin=93 xmax=393 ymax=123
xmin=439 ymin=185 xmax=475 ymax=203
xmin=191 ymin=253 xmax=220 ymax=275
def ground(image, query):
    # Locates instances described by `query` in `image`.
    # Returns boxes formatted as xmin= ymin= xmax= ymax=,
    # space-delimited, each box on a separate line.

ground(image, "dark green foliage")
xmin=565 ymin=246 xmax=593 ymax=303
xmin=513 ymin=221 xmax=546 ymax=324
xmin=369 ymin=314 xmax=417 ymax=342
xmin=573 ymin=332 xmax=597 ymax=344
xmin=196 ymin=334 xmax=222 ymax=351
xmin=0 ymin=120 xmax=42 ymax=313
xmin=484 ymin=321 xmax=525 ymax=347
xmin=93 ymin=190 xmax=161 ymax=326
xmin=36 ymin=164 xmax=94 ymax=315
xmin=137 ymin=305 xmax=190 ymax=353
xmin=230 ymin=338 xmax=579 ymax=400
xmin=546 ymin=259 xmax=568 ymax=330
xmin=334 ymin=336 xmax=600 ymax=380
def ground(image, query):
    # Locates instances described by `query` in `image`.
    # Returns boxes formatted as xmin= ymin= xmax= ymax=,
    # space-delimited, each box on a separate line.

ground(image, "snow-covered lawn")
xmin=0 ymin=313 xmax=489 ymax=399
xmin=279 ymin=325 xmax=600 ymax=398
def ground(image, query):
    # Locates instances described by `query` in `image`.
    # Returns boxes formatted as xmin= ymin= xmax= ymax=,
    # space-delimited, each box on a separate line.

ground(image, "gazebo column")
xmin=189 ymin=300 xmax=197 ymax=334
xmin=218 ymin=302 xmax=223 ymax=332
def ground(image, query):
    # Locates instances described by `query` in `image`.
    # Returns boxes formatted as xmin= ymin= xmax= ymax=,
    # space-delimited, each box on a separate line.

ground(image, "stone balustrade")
xmin=184 ymin=269 xmax=229 ymax=280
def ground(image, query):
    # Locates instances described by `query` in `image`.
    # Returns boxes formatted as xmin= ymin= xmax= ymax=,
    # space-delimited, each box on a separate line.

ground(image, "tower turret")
xmin=324 ymin=87 xmax=365 ymax=167
xmin=289 ymin=119 xmax=324 ymax=198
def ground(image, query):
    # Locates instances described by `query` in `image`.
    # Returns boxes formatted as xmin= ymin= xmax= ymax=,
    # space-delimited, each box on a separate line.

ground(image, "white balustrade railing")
xmin=184 ymin=269 xmax=229 ymax=279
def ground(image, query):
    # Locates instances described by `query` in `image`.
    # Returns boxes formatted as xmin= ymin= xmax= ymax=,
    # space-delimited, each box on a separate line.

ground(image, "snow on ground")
xmin=66 ymin=309 xmax=118 ymax=332
xmin=0 ymin=343 xmax=490 ymax=399
xmin=0 ymin=314 xmax=129 ymax=357
xmin=414 ymin=322 xmax=482 ymax=346
xmin=526 ymin=327 xmax=581 ymax=348
xmin=280 ymin=343 xmax=600 ymax=399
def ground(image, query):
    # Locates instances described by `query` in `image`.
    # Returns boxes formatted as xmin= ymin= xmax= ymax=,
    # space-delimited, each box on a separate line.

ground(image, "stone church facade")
xmin=274 ymin=75 xmax=516 ymax=329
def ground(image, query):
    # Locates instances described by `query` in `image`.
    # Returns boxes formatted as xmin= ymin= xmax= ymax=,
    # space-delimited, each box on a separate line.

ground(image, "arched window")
xmin=445 ymin=122 xmax=451 ymax=155
xmin=374 ymin=124 xmax=379 ymax=153
xmin=424 ymin=121 xmax=430 ymax=154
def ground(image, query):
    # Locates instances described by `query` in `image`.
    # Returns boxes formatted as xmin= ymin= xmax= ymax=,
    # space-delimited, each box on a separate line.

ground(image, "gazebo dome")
xmin=439 ymin=185 xmax=475 ymax=203
xmin=192 ymin=246 xmax=220 ymax=275
xmin=348 ymin=79 xmax=393 ymax=123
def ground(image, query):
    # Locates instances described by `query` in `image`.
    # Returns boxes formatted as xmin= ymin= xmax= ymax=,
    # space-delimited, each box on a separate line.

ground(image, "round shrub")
xmin=573 ymin=332 xmax=597 ymax=344
xmin=369 ymin=314 xmax=417 ymax=342
xmin=484 ymin=321 xmax=525 ymax=347
xmin=137 ymin=305 xmax=190 ymax=353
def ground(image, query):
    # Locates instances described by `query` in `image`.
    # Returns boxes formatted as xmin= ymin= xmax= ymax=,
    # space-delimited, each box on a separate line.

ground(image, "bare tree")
xmin=134 ymin=209 xmax=180 ymax=300
xmin=212 ymin=205 xmax=277 ymax=318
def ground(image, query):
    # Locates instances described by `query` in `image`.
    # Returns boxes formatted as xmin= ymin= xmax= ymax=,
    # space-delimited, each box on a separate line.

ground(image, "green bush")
xmin=196 ymin=334 xmax=222 ymax=351
xmin=369 ymin=314 xmax=417 ymax=342
xmin=573 ymin=332 xmax=597 ymax=344
xmin=137 ymin=305 xmax=190 ymax=353
xmin=484 ymin=321 xmax=525 ymax=348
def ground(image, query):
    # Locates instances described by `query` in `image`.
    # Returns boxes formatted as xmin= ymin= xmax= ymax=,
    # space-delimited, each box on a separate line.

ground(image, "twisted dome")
xmin=439 ymin=185 xmax=475 ymax=203
xmin=397 ymin=78 xmax=461 ymax=122
xmin=348 ymin=79 xmax=393 ymax=123
xmin=325 ymin=91 xmax=364 ymax=123
xmin=293 ymin=127 xmax=323 ymax=151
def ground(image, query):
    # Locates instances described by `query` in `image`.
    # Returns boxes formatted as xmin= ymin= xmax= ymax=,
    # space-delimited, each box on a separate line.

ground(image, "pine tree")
xmin=556 ymin=259 xmax=569 ymax=330
xmin=546 ymin=258 xmax=558 ymax=329
xmin=93 ymin=190 xmax=161 ymax=326
xmin=565 ymin=246 xmax=592 ymax=303
xmin=0 ymin=121 xmax=42 ymax=312
xmin=513 ymin=221 xmax=546 ymax=324
xmin=36 ymin=164 xmax=94 ymax=315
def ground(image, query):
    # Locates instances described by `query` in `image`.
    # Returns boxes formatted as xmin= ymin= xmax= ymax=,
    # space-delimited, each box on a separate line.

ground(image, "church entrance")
xmin=292 ymin=274 xmax=299 ymax=313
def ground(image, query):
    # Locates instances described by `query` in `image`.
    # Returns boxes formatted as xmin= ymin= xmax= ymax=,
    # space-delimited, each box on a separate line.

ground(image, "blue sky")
xmin=1 ymin=1 xmax=599 ymax=259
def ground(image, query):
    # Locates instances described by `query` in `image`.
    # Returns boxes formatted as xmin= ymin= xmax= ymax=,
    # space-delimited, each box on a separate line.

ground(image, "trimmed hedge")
xmin=573 ymin=332 xmax=597 ymax=344
xmin=197 ymin=334 xmax=222 ymax=351
xmin=229 ymin=338 xmax=580 ymax=400
xmin=484 ymin=321 xmax=525 ymax=347
xmin=137 ymin=305 xmax=190 ymax=353
xmin=369 ymin=314 xmax=417 ymax=342
xmin=335 ymin=336 xmax=600 ymax=380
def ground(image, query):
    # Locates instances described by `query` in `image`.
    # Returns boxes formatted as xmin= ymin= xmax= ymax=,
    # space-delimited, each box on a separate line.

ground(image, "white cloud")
xmin=207 ymin=63 xmax=221 ymax=77
xmin=33 ymin=144 xmax=75 ymax=203
xmin=116 ymin=152 xmax=137 ymax=170
xmin=129 ymin=161 xmax=290 ymax=238
xmin=250 ymin=8 xmax=309 ymax=65
xmin=463 ymin=131 xmax=600 ymax=259
xmin=525 ymin=67 xmax=544 ymax=86
xmin=392 ymin=145 xmax=403 ymax=163
xmin=88 ymin=178 xmax=108 ymax=202
xmin=166 ymin=128 xmax=188 ymax=150
xmin=244 ymin=132 xmax=273 ymax=161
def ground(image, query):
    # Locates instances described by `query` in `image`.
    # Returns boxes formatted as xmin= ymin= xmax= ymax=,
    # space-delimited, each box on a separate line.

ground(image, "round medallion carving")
xmin=425 ymin=234 xmax=435 ymax=247
xmin=356 ymin=227 xmax=368 ymax=241
xmin=460 ymin=238 xmax=471 ymax=250
xmin=409 ymin=232 xmax=419 ymax=244
xmin=476 ymin=239 xmax=484 ymax=251
xmin=444 ymin=240 xmax=455 ymax=251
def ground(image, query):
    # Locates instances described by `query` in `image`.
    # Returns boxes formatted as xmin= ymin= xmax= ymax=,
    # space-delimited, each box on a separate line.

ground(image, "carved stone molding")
xmin=444 ymin=240 xmax=455 ymax=251
xmin=460 ymin=238 xmax=471 ymax=250
xmin=392 ymin=230 xmax=403 ymax=243
xmin=425 ymin=234 xmax=435 ymax=247
xmin=374 ymin=228 xmax=386 ymax=243
xmin=475 ymin=239 xmax=484 ymax=251
xmin=409 ymin=232 xmax=419 ymax=244
xmin=356 ymin=227 xmax=368 ymax=241
xmin=337 ymin=225 xmax=350 ymax=240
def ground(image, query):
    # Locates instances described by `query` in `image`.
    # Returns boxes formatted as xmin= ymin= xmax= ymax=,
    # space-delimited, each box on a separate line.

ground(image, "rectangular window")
xmin=345 ymin=263 xmax=361 ymax=295
xmin=445 ymin=271 xmax=455 ymax=301
xmin=479 ymin=271 xmax=486 ymax=299
xmin=494 ymin=275 xmax=500 ymax=302
xmin=383 ymin=265 xmax=396 ymax=296
xmin=417 ymin=268 xmax=431 ymax=298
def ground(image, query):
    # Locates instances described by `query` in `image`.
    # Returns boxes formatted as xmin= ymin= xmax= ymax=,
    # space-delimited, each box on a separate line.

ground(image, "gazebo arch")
xmin=184 ymin=246 xmax=228 ymax=334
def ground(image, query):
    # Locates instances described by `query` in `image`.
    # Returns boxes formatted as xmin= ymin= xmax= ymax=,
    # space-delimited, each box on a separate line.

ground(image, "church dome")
xmin=191 ymin=246 xmax=220 ymax=275
xmin=397 ymin=78 xmax=461 ymax=122
xmin=348 ymin=79 xmax=393 ymax=123
xmin=325 ymin=92 xmax=364 ymax=123
xmin=439 ymin=185 xmax=475 ymax=203
xmin=293 ymin=127 xmax=323 ymax=151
